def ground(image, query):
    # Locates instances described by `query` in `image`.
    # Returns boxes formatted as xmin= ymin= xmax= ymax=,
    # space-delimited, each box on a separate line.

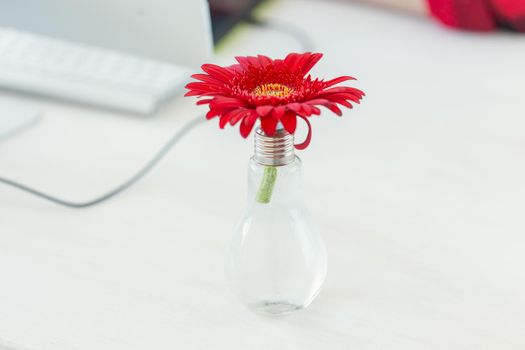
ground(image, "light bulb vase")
xmin=226 ymin=127 xmax=327 ymax=316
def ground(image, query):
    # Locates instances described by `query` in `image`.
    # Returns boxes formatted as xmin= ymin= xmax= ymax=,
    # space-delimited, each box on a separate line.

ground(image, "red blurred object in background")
xmin=428 ymin=0 xmax=525 ymax=31
xmin=492 ymin=0 xmax=525 ymax=31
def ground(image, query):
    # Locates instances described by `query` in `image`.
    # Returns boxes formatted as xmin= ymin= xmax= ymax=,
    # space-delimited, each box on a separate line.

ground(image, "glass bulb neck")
xmin=254 ymin=127 xmax=295 ymax=166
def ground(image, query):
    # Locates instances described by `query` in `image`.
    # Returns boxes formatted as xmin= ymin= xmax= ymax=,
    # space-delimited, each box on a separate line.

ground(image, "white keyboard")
xmin=0 ymin=28 xmax=190 ymax=114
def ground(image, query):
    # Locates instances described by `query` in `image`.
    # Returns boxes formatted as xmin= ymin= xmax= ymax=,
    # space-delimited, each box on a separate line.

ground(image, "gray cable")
xmin=0 ymin=115 xmax=42 ymax=143
xmin=0 ymin=117 xmax=204 ymax=208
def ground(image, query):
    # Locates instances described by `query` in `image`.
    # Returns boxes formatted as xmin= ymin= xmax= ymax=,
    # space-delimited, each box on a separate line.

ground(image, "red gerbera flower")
xmin=185 ymin=52 xmax=364 ymax=149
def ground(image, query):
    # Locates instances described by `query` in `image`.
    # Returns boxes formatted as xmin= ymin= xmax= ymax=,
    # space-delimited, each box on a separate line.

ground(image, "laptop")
xmin=0 ymin=0 xmax=214 ymax=115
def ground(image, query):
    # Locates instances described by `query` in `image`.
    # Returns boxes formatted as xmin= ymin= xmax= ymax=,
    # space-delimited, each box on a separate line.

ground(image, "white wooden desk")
xmin=1 ymin=0 xmax=524 ymax=349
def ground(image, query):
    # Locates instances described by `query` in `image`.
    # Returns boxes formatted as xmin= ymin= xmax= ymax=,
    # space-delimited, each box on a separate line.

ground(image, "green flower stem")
xmin=256 ymin=166 xmax=278 ymax=204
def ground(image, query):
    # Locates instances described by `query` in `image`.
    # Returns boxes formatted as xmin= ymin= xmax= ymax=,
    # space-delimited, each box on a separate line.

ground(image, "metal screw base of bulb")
xmin=254 ymin=127 xmax=295 ymax=167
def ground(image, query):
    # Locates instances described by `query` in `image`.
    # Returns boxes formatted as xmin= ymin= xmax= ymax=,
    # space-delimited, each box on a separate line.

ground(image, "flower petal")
xmin=196 ymin=98 xmax=213 ymax=105
xmin=184 ymin=90 xmax=224 ymax=97
xmin=219 ymin=112 xmax=233 ymax=128
xmin=184 ymin=82 xmax=227 ymax=97
xmin=310 ymin=106 xmax=321 ymax=115
xmin=283 ymin=52 xmax=302 ymax=71
xmin=184 ymin=81 xmax=220 ymax=91
xmin=305 ymin=98 xmax=331 ymax=105
xmin=256 ymin=105 xmax=274 ymax=117
xmin=294 ymin=115 xmax=312 ymax=150
xmin=210 ymin=97 xmax=246 ymax=110
xmin=257 ymin=54 xmax=272 ymax=67
xmin=201 ymin=64 xmax=234 ymax=83
xmin=207 ymin=63 xmax=235 ymax=75
xmin=281 ymin=111 xmax=297 ymax=134
xmin=261 ymin=116 xmax=278 ymax=136
xmin=206 ymin=108 xmax=223 ymax=120
xmin=317 ymin=92 xmax=362 ymax=104
xmin=323 ymin=102 xmax=343 ymax=116
xmin=300 ymin=104 xmax=314 ymax=116
xmin=184 ymin=90 xmax=203 ymax=97
xmin=235 ymin=56 xmax=252 ymax=70
xmin=229 ymin=109 xmax=250 ymax=126
xmin=286 ymin=103 xmax=303 ymax=113
xmin=305 ymin=98 xmax=348 ymax=114
xmin=332 ymin=99 xmax=354 ymax=109
xmin=190 ymin=73 xmax=225 ymax=85
xmin=301 ymin=53 xmax=323 ymax=75
xmin=323 ymin=76 xmax=356 ymax=88
xmin=318 ymin=87 xmax=365 ymax=97
xmin=271 ymin=106 xmax=286 ymax=120
xmin=228 ymin=64 xmax=244 ymax=73
xmin=247 ymin=56 xmax=262 ymax=68
xmin=239 ymin=111 xmax=259 ymax=138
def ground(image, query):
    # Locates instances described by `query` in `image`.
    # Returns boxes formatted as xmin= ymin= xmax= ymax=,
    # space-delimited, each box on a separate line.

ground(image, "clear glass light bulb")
xmin=226 ymin=128 xmax=327 ymax=316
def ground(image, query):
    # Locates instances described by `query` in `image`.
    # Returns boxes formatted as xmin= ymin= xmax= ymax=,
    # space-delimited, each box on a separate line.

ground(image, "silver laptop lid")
xmin=0 ymin=0 xmax=213 ymax=68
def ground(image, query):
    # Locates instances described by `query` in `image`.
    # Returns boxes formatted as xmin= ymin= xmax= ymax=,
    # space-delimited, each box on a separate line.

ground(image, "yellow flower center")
xmin=253 ymin=83 xmax=293 ymax=98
